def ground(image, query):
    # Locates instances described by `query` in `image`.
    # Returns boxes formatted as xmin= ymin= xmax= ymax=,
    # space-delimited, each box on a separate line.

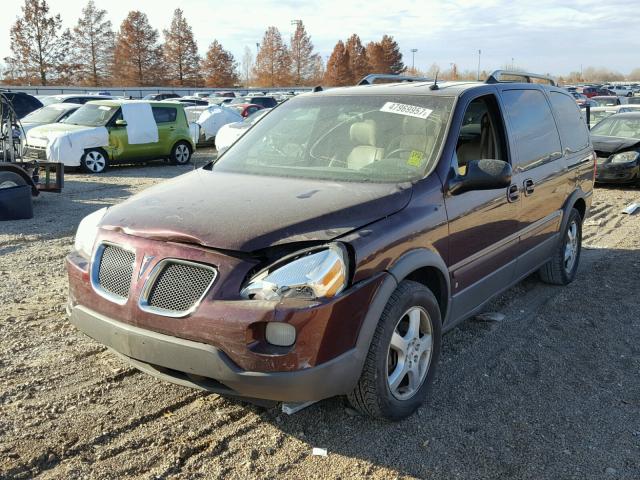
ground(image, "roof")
xmin=47 ymin=93 xmax=112 ymax=99
xmin=306 ymin=79 xmax=561 ymax=98
xmin=607 ymin=111 xmax=640 ymax=118
xmin=84 ymin=99 xmax=185 ymax=108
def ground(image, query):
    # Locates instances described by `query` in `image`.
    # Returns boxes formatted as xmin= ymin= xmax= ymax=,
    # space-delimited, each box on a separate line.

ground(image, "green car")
xmin=25 ymin=100 xmax=195 ymax=173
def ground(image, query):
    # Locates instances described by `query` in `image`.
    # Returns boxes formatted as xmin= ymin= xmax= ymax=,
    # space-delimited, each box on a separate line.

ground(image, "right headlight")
xmin=240 ymin=244 xmax=348 ymax=301
xmin=610 ymin=151 xmax=639 ymax=163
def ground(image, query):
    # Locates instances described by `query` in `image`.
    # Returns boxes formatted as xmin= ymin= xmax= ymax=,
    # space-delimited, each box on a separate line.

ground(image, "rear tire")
xmin=170 ymin=141 xmax=192 ymax=165
xmin=539 ymin=208 xmax=582 ymax=285
xmin=80 ymin=148 xmax=108 ymax=174
xmin=0 ymin=171 xmax=27 ymax=189
xmin=348 ymin=280 xmax=442 ymax=421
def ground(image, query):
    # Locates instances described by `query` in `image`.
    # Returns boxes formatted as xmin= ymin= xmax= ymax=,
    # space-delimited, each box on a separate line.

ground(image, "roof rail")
xmin=357 ymin=74 xmax=431 ymax=86
xmin=485 ymin=70 xmax=556 ymax=87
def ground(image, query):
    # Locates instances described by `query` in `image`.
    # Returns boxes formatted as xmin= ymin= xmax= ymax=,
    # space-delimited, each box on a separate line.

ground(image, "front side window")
xmin=454 ymin=95 xmax=508 ymax=176
xmin=62 ymin=104 xmax=118 ymax=126
xmin=211 ymin=94 xmax=455 ymax=183
xmin=502 ymin=89 xmax=562 ymax=170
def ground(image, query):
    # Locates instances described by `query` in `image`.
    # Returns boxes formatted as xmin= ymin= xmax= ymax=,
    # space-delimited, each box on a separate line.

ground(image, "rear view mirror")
xmin=115 ymin=119 xmax=128 ymax=127
xmin=449 ymin=159 xmax=512 ymax=195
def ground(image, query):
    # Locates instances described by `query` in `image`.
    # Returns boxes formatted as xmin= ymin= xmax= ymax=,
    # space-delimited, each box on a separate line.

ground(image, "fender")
xmin=0 ymin=163 xmax=38 ymax=196
xmin=350 ymin=249 xmax=451 ymax=378
xmin=560 ymin=188 xmax=591 ymax=233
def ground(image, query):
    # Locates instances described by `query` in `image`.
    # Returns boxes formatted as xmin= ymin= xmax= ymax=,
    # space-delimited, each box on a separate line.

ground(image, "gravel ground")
xmin=1 ymin=150 xmax=639 ymax=479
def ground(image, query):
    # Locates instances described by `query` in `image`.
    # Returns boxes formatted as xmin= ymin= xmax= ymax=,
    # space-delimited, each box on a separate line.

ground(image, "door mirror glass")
xmin=449 ymin=159 xmax=512 ymax=195
xmin=115 ymin=119 xmax=128 ymax=127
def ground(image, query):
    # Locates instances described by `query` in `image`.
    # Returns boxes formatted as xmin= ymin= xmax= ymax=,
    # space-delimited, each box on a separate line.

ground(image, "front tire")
xmin=348 ymin=280 xmax=442 ymax=421
xmin=539 ymin=208 xmax=582 ymax=285
xmin=0 ymin=171 xmax=27 ymax=189
xmin=170 ymin=141 xmax=192 ymax=165
xmin=80 ymin=148 xmax=108 ymax=174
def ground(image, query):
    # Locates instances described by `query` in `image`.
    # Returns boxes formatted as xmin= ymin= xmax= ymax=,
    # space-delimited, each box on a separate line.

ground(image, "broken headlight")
xmin=241 ymin=244 xmax=348 ymax=301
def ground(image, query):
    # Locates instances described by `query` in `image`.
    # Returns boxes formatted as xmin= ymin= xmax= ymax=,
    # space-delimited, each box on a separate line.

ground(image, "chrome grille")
xmin=143 ymin=260 xmax=216 ymax=315
xmin=96 ymin=245 xmax=135 ymax=299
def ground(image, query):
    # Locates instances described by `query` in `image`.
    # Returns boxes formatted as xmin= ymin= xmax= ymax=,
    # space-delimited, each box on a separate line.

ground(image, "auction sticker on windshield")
xmin=380 ymin=102 xmax=432 ymax=119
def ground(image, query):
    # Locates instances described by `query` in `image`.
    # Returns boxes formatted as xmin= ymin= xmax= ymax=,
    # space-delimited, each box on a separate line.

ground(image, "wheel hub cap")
xmin=564 ymin=220 xmax=578 ymax=273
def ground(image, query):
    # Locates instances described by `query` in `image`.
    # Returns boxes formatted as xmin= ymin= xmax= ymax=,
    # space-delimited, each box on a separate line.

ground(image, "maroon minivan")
xmin=68 ymin=72 xmax=595 ymax=420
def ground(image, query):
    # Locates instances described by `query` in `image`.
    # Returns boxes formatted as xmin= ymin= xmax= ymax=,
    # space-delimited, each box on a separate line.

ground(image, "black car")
xmin=0 ymin=91 xmax=43 ymax=119
xmin=591 ymin=112 xmax=640 ymax=184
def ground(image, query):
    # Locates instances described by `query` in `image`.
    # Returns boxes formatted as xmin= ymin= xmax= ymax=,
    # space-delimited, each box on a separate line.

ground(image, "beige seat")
xmin=347 ymin=121 xmax=384 ymax=169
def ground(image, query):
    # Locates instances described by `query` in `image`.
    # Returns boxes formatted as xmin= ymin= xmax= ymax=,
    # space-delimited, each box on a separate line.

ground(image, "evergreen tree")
xmin=71 ymin=1 xmax=115 ymax=86
xmin=324 ymin=40 xmax=351 ymax=86
xmin=7 ymin=0 xmax=71 ymax=85
xmin=253 ymin=27 xmax=292 ymax=87
xmin=112 ymin=11 xmax=164 ymax=86
xmin=163 ymin=9 xmax=201 ymax=87
xmin=201 ymin=40 xmax=239 ymax=87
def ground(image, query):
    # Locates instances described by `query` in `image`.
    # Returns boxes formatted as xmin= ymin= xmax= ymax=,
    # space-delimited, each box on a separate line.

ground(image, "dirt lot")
xmin=1 ymin=150 xmax=639 ymax=479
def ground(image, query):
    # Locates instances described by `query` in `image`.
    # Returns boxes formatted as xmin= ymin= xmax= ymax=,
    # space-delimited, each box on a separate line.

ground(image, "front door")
xmin=444 ymin=93 xmax=520 ymax=321
xmin=107 ymin=109 xmax=153 ymax=161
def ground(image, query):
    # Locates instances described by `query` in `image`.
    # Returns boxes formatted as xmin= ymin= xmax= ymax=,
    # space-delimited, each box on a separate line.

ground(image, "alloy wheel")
xmin=386 ymin=306 xmax=433 ymax=400
xmin=564 ymin=220 xmax=579 ymax=273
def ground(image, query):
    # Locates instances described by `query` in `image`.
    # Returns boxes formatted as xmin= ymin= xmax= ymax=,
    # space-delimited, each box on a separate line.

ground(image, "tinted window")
xmin=152 ymin=106 xmax=177 ymax=123
xmin=549 ymin=92 xmax=590 ymax=153
xmin=502 ymin=89 xmax=562 ymax=169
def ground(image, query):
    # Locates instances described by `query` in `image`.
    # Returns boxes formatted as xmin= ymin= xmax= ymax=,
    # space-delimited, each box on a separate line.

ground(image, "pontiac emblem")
xmin=139 ymin=255 xmax=155 ymax=278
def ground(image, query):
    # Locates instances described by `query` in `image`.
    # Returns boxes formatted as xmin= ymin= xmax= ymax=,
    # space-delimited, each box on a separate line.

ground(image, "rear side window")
xmin=152 ymin=106 xmax=177 ymax=124
xmin=549 ymin=92 xmax=590 ymax=153
xmin=502 ymin=89 xmax=562 ymax=169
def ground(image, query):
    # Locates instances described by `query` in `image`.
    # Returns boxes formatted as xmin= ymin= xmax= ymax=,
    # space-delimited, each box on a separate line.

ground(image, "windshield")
xmin=627 ymin=97 xmax=640 ymax=105
xmin=61 ymin=104 xmax=118 ymax=126
xmin=22 ymin=104 xmax=70 ymax=123
xmin=211 ymin=94 xmax=454 ymax=183
xmin=591 ymin=116 xmax=640 ymax=139
xmin=590 ymin=110 xmax=615 ymax=126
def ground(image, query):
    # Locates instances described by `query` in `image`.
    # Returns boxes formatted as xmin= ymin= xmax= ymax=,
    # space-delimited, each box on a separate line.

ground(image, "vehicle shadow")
xmin=251 ymin=245 xmax=640 ymax=478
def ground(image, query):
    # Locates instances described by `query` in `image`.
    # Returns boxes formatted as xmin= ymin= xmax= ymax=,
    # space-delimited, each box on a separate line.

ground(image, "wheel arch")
xmin=561 ymin=189 xmax=590 ymax=233
xmin=0 ymin=164 xmax=38 ymax=196
xmin=387 ymin=249 xmax=451 ymax=322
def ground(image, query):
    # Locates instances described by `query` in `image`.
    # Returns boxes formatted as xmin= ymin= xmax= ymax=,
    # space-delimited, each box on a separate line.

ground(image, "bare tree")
xmin=71 ymin=1 xmax=115 ymax=86
xmin=163 ymin=8 xmax=201 ymax=87
xmin=201 ymin=40 xmax=239 ymax=87
xmin=253 ymin=27 xmax=292 ymax=87
xmin=7 ymin=0 xmax=71 ymax=85
xmin=112 ymin=11 xmax=163 ymax=86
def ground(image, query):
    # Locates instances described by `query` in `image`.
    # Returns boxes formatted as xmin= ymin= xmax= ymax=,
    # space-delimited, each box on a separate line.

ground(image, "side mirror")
xmin=115 ymin=119 xmax=128 ymax=127
xmin=449 ymin=159 xmax=512 ymax=195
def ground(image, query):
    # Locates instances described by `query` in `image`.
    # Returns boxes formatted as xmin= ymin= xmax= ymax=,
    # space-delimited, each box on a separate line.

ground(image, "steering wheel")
xmin=385 ymin=148 xmax=416 ymax=159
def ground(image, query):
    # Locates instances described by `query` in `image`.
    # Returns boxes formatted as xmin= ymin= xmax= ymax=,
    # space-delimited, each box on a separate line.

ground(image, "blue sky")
xmin=2 ymin=0 xmax=639 ymax=76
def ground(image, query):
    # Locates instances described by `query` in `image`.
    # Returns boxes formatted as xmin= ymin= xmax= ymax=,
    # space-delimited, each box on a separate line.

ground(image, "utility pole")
xmin=477 ymin=49 xmax=481 ymax=81
xmin=410 ymin=48 xmax=418 ymax=71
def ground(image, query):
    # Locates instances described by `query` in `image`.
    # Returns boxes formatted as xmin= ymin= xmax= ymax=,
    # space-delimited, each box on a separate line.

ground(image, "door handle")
xmin=524 ymin=178 xmax=535 ymax=195
xmin=507 ymin=184 xmax=520 ymax=202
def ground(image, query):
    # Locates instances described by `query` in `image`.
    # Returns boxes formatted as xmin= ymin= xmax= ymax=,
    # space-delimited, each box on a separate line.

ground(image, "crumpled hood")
xmin=591 ymin=135 xmax=640 ymax=156
xmin=101 ymin=169 xmax=413 ymax=252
